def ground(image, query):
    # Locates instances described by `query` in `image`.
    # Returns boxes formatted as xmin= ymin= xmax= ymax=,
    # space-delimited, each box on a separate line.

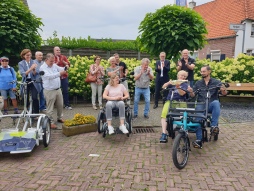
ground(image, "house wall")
xmin=197 ymin=36 xmax=236 ymax=59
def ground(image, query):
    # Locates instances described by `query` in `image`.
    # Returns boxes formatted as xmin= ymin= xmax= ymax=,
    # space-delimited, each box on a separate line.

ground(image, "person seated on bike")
xmin=188 ymin=65 xmax=227 ymax=148
xmin=102 ymin=73 xmax=129 ymax=135
xmin=160 ymin=70 xmax=189 ymax=143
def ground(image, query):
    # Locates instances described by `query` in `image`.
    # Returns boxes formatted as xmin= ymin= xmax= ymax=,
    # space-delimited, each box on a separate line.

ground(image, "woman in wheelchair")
xmin=102 ymin=73 xmax=129 ymax=135
xmin=160 ymin=70 xmax=189 ymax=143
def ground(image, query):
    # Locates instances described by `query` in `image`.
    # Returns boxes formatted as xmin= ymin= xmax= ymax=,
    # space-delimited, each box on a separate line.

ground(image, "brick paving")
xmin=0 ymin=103 xmax=254 ymax=190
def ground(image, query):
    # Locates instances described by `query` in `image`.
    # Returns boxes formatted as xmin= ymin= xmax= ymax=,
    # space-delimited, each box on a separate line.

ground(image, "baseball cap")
xmin=0 ymin=56 xmax=9 ymax=61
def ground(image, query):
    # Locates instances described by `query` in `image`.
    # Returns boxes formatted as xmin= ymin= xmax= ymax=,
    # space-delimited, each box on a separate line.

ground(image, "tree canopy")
xmin=137 ymin=5 xmax=208 ymax=59
xmin=0 ymin=0 xmax=43 ymax=57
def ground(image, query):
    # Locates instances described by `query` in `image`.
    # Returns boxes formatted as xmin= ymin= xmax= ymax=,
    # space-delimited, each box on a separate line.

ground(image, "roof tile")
xmin=194 ymin=0 xmax=254 ymax=39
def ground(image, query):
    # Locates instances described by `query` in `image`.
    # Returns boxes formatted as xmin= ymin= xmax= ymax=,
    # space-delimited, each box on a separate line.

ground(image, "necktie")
xmin=161 ymin=61 xmax=164 ymax=77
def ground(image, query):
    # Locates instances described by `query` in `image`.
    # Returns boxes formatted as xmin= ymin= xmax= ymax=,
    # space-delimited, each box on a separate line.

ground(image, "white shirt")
xmin=40 ymin=63 xmax=64 ymax=90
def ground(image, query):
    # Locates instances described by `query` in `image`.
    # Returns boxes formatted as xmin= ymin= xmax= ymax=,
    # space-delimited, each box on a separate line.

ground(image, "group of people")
xmin=0 ymin=48 xmax=228 ymax=148
xmin=0 ymin=47 xmax=72 ymax=129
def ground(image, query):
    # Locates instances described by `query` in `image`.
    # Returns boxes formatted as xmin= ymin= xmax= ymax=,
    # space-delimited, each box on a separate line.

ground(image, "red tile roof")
xmin=194 ymin=0 xmax=254 ymax=39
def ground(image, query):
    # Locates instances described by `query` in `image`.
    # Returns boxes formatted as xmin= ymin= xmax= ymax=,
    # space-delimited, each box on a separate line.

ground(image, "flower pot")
xmin=62 ymin=123 xmax=97 ymax=137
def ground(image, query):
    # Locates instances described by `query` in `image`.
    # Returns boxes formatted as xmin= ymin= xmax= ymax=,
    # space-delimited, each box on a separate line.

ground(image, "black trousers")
xmin=27 ymin=83 xmax=39 ymax=114
xmin=154 ymin=77 xmax=168 ymax=105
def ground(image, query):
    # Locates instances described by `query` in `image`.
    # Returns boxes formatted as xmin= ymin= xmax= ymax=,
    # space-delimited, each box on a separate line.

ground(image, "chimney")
xmin=189 ymin=0 xmax=196 ymax=9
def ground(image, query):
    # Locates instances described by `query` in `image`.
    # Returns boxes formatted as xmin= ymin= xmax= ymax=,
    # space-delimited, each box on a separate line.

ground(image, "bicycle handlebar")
xmin=195 ymin=82 xmax=229 ymax=93
xmin=9 ymin=79 xmax=42 ymax=85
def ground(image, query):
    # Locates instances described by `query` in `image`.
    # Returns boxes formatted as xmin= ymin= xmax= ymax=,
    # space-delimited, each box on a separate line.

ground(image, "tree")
xmin=0 ymin=0 xmax=43 ymax=57
xmin=137 ymin=5 xmax=207 ymax=59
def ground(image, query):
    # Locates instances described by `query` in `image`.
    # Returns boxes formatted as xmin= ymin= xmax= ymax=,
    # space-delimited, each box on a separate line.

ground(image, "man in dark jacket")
xmin=153 ymin=52 xmax=170 ymax=109
xmin=177 ymin=49 xmax=195 ymax=88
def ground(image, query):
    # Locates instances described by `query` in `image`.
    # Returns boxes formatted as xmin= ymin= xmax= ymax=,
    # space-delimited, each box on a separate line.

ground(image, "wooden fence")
xmin=8 ymin=46 xmax=153 ymax=67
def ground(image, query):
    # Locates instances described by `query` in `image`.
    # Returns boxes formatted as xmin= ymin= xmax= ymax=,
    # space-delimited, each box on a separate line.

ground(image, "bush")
xmin=13 ymin=54 xmax=254 ymax=98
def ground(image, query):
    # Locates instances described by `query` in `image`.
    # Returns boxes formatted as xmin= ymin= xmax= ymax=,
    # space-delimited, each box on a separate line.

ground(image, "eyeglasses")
xmin=1 ymin=60 xmax=9 ymax=62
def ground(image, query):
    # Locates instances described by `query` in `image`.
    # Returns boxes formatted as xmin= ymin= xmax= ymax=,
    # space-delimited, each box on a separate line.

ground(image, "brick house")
xmin=192 ymin=0 xmax=254 ymax=60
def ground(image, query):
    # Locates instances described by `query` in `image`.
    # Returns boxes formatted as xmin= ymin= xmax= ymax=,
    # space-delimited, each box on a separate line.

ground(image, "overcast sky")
xmin=27 ymin=0 xmax=212 ymax=40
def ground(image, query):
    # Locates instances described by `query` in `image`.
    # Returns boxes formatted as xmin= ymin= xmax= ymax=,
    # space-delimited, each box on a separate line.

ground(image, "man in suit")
xmin=153 ymin=52 xmax=170 ymax=109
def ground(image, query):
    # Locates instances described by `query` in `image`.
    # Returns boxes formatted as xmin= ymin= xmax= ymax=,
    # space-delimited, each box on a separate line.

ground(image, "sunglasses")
xmin=1 ymin=60 xmax=9 ymax=62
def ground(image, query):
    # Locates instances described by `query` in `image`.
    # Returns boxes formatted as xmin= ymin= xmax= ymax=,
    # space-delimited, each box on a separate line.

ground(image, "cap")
xmin=0 ymin=56 xmax=9 ymax=61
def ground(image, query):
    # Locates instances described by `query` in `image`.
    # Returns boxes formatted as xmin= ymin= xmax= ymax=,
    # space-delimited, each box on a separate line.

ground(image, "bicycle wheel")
xmin=172 ymin=133 xmax=189 ymax=169
xmin=42 ymin=117 xmax=51 ymax=147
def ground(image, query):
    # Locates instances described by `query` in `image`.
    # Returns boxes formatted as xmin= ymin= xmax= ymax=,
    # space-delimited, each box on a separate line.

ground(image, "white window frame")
xmin=210 ymin=50 xmax=221 ymax=62
xmin=251 ymin=23 xmax=254 ymax=36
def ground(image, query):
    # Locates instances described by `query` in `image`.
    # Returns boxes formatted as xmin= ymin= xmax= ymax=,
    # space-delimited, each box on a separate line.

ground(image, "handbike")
xmin=0 ymin=80 xmax=50 ymax=154
xmin=165 ymin=83 xmax=228 ymax=169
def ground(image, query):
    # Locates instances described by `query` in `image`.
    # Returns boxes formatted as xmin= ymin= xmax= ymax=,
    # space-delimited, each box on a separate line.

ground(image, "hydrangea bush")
xmin=14 ymin=54 xmax=254 ymax=98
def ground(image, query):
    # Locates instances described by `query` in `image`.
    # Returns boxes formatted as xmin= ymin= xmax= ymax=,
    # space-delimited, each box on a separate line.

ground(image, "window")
xmin=189 ymin=51 xmax=199 ymax=60
xmin=210 ymin=50 xmax=221 ymax=62
xmin=251 ymin=24 xmax=254 ymax=36
xmin=246 ymin=50 xmax=253 ymax=56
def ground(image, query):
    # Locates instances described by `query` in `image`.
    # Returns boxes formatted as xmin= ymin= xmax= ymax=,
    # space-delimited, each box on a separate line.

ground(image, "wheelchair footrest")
xmin=115 ymin=128 xmax=124 ymax=134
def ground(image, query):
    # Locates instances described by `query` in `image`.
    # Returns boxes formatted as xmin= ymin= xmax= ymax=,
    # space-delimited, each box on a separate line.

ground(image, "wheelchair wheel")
xmin=102 ymin=123 xmax=108 ymax=138
xmin=42 ymin=117 xmax=51 ymax=147
xmin=172 ymin=133 xmax=189 ymax=170
xmin=97 ymin=111 xmax=106 ymax=134
xmin=125 ymin=122 xmax=130 ymax=137
xmin=126 ymin=112 xmax=133 ymax=134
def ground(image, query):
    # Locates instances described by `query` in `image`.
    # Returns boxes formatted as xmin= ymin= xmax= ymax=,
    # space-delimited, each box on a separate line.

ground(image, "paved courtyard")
xmin=0 ymin=103 xmax=254 ymax=190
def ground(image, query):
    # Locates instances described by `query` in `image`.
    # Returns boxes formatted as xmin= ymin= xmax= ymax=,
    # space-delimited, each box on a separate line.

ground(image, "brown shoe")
xmin=50 ymin=124 xmax=57 ymax=129
xmin=57 ymin=119 xmax=65 ymax=123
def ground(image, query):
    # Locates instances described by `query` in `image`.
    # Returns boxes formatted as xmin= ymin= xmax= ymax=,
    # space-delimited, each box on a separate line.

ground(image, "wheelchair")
xmin=97 ymin=100 xmax=133 ymax=137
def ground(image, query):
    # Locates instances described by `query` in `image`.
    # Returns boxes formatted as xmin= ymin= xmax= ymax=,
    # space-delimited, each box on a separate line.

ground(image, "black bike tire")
xmin=42 ymin=117 xmax=51 ymax=147
xmin=172 ymin=133 xmax=189 ymax=169
xmin=214 ymin=133 xmax=218 ymax=141
xmin=97 ymin=112 xmax=102 ymax=133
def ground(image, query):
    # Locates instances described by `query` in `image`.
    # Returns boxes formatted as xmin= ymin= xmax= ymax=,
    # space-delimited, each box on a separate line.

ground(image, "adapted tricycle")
xmin=0 ymin=80 xmax=50 ymax=154
xmin=164 ymin=82 xmax=229 ymax=169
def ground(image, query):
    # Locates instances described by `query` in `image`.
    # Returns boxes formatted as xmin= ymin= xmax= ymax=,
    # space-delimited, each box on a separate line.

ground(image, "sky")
xmin=27 ymin=0 xmax=212 ymax=40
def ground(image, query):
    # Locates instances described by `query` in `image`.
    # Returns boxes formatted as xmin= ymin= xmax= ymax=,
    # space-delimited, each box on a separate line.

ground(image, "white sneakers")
xmin=108 ymin=125 xmax=128 ymax=135
xmin=108 ymin=125 xmax=115 ymax=135
xmin=119 ymin=124 xmax=128 ymax=134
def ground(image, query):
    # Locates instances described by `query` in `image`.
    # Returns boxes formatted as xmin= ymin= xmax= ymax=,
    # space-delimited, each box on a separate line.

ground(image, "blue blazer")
xmin=18 ymin=60 xmax=42 ymax=94
xmin=155 ymin=59 xmax=170 ymax=81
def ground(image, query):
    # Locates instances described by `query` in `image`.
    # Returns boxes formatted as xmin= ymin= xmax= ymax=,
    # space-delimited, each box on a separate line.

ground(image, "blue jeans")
xmin=134 ymin=87 xmax=150 ymax=116
xmin=195 ymin=100 xmax=221 ymax=140
xmin=61 ymin=77 xmax=70 ymax=107
xmin=39 ymin=88 xmax=46 ymax=110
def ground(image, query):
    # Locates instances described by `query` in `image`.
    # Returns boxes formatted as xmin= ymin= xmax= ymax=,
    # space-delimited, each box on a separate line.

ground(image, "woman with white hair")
xmin=106 ymin=56 xmax=120 ymax=77
xmin=102 ymin=73 xmax=129 ymax=135
xmin=160 ymin=70 xmax=189 ymax=143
